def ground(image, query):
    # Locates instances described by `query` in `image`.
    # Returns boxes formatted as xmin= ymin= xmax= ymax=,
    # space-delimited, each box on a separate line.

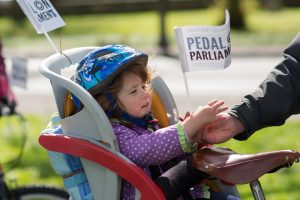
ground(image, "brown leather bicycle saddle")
xmin=192 ymin=146 xmax=300 ymax=184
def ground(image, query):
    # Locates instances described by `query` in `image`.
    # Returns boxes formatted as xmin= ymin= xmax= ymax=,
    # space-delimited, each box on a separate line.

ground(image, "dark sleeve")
xmin=229 ymin=33 xmax=300 ymax=140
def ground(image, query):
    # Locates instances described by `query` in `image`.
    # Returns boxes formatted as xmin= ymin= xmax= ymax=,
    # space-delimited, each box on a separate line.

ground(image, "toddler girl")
xmin=72 ymin=45 xmax=237 ymax=200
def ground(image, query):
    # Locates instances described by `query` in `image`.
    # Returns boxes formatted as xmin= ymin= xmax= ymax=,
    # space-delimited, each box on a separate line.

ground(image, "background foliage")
xmin=1 ymin=7 xmax=300 ymax=50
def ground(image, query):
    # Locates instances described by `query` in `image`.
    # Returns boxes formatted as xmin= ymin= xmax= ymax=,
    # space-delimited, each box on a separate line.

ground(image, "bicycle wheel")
xmin=9 ymin=185 xmax=69 ymax=200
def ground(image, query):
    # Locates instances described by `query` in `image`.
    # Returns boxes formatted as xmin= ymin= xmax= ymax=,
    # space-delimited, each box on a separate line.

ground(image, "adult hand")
xmin=182 ymin=100 xmax=228 ymax=144
xmin=201 ymin=113 xmax=245 ymax=144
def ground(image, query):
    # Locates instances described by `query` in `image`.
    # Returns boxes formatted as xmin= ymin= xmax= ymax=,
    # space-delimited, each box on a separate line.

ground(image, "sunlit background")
xmin=1 ymin=0 xmax=300 ymax=199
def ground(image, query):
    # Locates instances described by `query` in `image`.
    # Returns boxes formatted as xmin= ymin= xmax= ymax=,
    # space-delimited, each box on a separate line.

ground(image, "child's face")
xmin=117 ymin=72 xmax=152 ymax=118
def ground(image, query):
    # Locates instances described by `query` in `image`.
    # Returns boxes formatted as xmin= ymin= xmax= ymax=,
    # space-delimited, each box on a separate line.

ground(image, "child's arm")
xmin=113 ymin=124 xmax=192 ymax=166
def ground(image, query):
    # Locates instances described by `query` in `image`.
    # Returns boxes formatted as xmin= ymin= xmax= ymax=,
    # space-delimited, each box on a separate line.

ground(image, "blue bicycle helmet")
xmin=74 ymin=44 xmax=148 ymax=96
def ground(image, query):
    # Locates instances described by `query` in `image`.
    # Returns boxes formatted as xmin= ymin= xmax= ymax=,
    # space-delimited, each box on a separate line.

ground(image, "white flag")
xmin=175 ymin=10 xmax=231 ymax=72
xmin=9 ymin=57 xmax=28 ymax=89
xmin=16 ymin=0 xmax=65 ymax=34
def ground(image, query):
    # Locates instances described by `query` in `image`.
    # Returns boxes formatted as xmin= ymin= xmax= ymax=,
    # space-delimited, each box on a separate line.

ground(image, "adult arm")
xmin=230 ymin=33 xmax=300 ymax=140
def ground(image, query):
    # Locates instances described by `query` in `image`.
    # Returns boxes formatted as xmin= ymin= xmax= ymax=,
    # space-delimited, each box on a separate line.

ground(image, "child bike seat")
xmin=192 ymin=146 xmax=300 ymax=184
xmin=39 ymin=47 xmax=239 ymax=199
xmin=39 ymin=47 xmax=179 ymax=199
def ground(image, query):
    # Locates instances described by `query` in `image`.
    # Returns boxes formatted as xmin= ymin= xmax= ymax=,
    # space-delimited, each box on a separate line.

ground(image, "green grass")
xmin=0 ymin=114 xmax=64 ymax=189
xmin=1 ymin=7 xmax=300 ymax=50
xmin=222 ymin=120 xmax=300 ymax=200
xmin=1 ymin=114 xmax=300 ymax=199
xmin=235 ymin=7 xmax=300 ymax=46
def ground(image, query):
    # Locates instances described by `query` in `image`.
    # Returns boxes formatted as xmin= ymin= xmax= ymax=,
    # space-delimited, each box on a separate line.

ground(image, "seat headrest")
xmin=63 ymin=88 xmax=171 ymax=128
xmin=64 ymin=92 xmax=76 ymax=118
xmin=151 ymin=90 xmax=170 ymax=128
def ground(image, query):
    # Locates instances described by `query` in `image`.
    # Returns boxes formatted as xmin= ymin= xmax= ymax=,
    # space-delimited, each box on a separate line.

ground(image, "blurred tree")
xmin=158 ymin=0 xmax=169 ymax=55
xmin=228 ymin=0 xmax=246 ymax=29
xmin=215 ymin=0 xmax=246 ymax=30
xmin=261 ymin=0 xmax=282 ymax=10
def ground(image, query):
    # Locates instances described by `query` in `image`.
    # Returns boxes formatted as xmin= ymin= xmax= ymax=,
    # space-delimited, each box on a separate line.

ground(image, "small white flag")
xmin=9 ymin=57 xmax=28 ymax=89
xmin=16 ymin=0 xmax=65 ymax=34
xmin=175 ymin=10 xmax=231 ymax=72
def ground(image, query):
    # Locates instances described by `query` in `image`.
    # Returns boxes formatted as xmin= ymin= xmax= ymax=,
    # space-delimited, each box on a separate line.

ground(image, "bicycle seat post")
xmin=250 ymin=179 xmax=266 ymax=200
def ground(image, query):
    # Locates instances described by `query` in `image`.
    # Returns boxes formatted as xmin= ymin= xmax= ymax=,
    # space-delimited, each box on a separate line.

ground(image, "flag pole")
xmin=182 ymin=72 xmax=192 ymax=112
xmin=44 ymin=32 xmax=60 ymax=53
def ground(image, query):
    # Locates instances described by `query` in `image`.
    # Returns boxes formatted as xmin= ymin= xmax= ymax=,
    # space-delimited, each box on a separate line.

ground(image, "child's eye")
xmin=130 ymin=89 xmax=137 ymax=94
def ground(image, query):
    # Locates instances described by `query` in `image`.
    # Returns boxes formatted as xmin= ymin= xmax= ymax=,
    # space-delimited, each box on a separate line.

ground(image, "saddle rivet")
xmin=204 ymin=165 xmax=209 ymax=169
xmin=285 ymin=156 xmax=289 ymax=161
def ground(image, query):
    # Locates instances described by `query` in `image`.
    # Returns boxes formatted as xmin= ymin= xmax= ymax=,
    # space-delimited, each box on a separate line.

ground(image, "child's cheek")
xmin=148 ymin=93 xmax=152 ymax=103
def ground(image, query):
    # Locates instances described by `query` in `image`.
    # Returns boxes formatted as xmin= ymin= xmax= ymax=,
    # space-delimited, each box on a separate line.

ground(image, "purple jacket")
xmin=112 ymin=122 xmax=205 ymax=200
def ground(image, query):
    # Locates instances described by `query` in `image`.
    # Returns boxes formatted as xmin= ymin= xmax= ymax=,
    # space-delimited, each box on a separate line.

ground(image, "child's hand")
xmin=194 ymin=99 xmax=228 ymax=125
xmin=182 ymin=99 xmax=228 ymax=145
xmin=179 ymin=112 xmax=191 ymax=121
xmin=192 ymin=113 xmax=229 ymax=145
